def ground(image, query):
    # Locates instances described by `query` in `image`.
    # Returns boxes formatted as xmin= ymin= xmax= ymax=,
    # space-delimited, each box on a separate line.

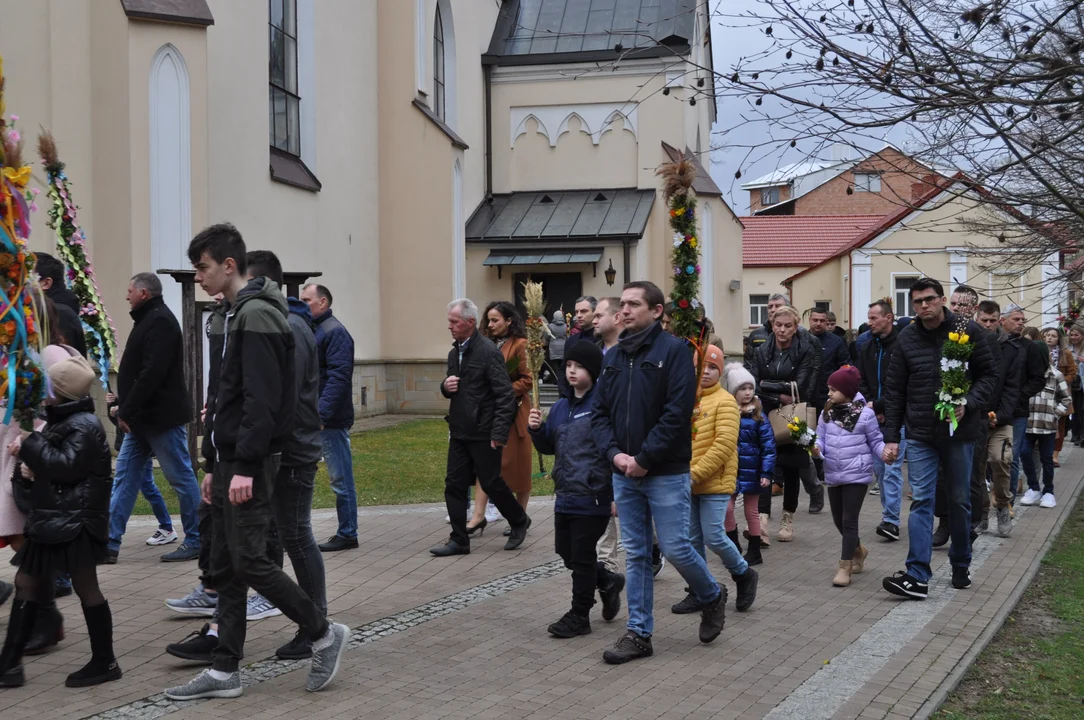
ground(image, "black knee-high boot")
xmin=0 ymin=599 xmax=39 ymax=688
xmin=726 ymin=529 xmax=743 ymax=555
xmin=24 ymin=600 xmax=64 ymax=655
xmin=65 ymin=603 xmax=122 ymax=688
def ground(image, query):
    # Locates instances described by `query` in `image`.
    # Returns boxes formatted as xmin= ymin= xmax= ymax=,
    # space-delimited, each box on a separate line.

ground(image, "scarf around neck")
xmin=828 ymin=399 xmax=865 ymax=432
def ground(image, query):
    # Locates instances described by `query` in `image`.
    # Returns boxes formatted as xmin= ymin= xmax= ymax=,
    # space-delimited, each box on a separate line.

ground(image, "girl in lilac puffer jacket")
xmin=812 ymin=366 xmax=885 ymax=588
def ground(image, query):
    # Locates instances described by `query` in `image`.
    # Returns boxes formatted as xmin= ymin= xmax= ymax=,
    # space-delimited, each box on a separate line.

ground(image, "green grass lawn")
xmin=935 ymin=493 xmax=1084 ymax=719
xmin=133 ymin=419 xmax=554 ymax=515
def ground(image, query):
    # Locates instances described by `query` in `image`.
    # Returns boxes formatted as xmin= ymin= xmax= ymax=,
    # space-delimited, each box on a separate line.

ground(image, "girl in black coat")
xmin=0 ymin=355 xmax=121 ymax=690
xmin=746 ymin=306 xmax=822 ymax=543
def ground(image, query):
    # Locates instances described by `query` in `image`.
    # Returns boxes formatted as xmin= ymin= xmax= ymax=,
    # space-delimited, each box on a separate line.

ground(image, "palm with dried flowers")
xmin=522 ymin=279 xmax=550 ymax=410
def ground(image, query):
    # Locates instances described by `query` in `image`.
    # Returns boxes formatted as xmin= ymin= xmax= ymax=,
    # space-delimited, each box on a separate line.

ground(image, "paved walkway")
xmin=1 ymin=446 xmax=1081 ymax=720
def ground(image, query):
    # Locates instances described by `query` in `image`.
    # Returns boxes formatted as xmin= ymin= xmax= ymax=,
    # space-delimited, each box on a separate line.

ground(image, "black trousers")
xmin=554 ymin=512 xmax=611 ymax=616
xmin=760 ymin=464 xmax=802 ymax=515
xmin=445 ymin=439 xmax=527 ymax=547
xmin=827 ymin=484 xmax=866 ymax=560
xmin=210 ymin=456 xmax=328 ymax=673
xmin=935 ymin=424 xmax=988 ymax=533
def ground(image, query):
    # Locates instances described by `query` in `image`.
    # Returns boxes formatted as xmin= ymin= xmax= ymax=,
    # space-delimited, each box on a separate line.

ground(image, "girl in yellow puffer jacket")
xmin=671 ymin=346 xmax=759 ymax=616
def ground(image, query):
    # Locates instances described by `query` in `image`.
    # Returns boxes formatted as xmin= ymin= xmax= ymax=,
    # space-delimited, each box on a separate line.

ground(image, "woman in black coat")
xmin=746 ymin=306 xmax=821 ymax=543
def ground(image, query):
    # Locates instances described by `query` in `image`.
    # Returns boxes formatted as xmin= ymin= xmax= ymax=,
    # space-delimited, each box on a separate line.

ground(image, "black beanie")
xmin=564 ymin=340 xmax=604 ymax=381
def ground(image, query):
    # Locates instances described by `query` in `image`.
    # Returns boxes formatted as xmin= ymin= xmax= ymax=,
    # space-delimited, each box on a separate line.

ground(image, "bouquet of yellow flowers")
xmin=787 ymin=416 xmax=817 ymax=454
xmin=935 ymin=317 xmax=974 ymax=435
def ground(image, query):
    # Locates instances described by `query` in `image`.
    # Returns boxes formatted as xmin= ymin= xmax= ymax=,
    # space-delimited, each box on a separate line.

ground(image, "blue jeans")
xmin=1020 ymin=433 xmax=1056 ymax=496
xmin=872 ymin=427 xmax=906 ymax=526
xmin=108 ymin=425 xmax=202 ymax=552
xmin=1010 ymin=417 xmax=1028 ymax=502
xmin=322 ymin=428 xmax=357 ymax=539
xmin=689 ymin=493 xmax=748 ymax=576
xmin=614 ymin=473 xmax=721 ymax=637
xmin=904 ymin=438 xmax=974 ymax=582
xmin=139 ymin=459 xmax=173 ymax=531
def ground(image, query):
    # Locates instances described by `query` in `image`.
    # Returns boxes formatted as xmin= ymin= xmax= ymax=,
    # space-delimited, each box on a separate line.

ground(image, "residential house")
xmin=2 ymin=0 xmax=741 ymax=420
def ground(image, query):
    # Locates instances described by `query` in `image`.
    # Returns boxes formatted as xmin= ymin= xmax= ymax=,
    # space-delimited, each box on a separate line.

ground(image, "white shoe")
xmin=484 ymin=504 xmax=502 ymax=523
xmin=444 ymin=513 xmax=451 ymax=524
xmin=146 ymin=528 xmax=179 ymax=546
xmin=1039 ymin=493 xmax=1057 ymax=508
xmin=1020 ymin=489 xmax=1042 ymax=506
xmin=246 ymin=593 xmax=282 ymax=621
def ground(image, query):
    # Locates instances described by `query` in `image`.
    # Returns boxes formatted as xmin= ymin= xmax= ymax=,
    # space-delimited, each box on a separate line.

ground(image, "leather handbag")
xmin=767 ymin=382 xmax=816 ymax=444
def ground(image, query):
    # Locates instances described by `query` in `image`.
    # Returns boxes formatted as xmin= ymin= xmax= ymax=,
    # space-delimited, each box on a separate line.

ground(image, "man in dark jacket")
xmin=857 ymin=300 xmax=905 ymax=541
xmin=808 ymin=308 xmax=849 ymax=503
xmin=166 ymin=224 xmax=347 ymax=701
xmin=34 ymin=251 xmax=88 ymax=357
xmin=975 ymin=301 xmax=1021 ymax=538
xmin=743 ymin=292 xmax=789 ymax=365
xmin=564 ymin=295 xmax=598 ymax=353
xmin=107 ymin=273 xmax=202 ymax=562
xmin=430 ymin=298 xmax=530 ymax=557
xmin=881 ymin=278 xmax=999 ymax=600
xmin=300 ymin=284 xmax=358 ymax=552
xmin=1000 ymin=303 xmax=1049 ymax=504
xmin=592 ymin=281 xmax=726 ymax=665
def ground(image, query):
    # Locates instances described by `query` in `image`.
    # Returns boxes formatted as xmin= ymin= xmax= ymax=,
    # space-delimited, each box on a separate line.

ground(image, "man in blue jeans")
xmin=881 ymin=278 xmax=998 ymax=599
xmin=592 ymin=280 xmax=726 ymax=664
xmin=999 ymin=305 xmax=1048 ymax=504
xmin=109 ymin=273 xmax=202 ymax=562
xmin=300 ymin=284 xmax=358 ymax=552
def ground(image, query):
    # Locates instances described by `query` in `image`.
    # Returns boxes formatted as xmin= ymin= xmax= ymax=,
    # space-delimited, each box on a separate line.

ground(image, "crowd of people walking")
xmin=0 ymin=251 xmax=1077 ymax=691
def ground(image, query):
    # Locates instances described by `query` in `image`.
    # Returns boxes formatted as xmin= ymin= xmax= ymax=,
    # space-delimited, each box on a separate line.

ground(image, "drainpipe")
xmin=484 ymin=63 xmax=493 ymax=197
xmin=623 ymin=239 xmax=631 ymax=284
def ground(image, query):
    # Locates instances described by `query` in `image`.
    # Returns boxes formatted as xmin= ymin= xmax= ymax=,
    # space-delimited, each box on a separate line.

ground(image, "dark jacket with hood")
xmin=201 ymin=278 xmax=296 ymax=477
xmin=989 ymin=331 xmax=1022 ymax=428
xmin=313 ymin=309 xmax=355 ymax=430
xmin=117 ymin=295 xmax=192 ymax=431
xmin=857 ymin=325 xmax=901 ymax=420
xmin=1006 ymin=332 xmax=1050 ymax=419
xmin=592 ymin=321 xmax=696 ymax=476
xmin=529 ymin=385 xmax=612 ymax=516
xmin=47 ymin=285 xmax=88 ymax=358
xmin=812 ymin=329 xmax=849 ymax=408
xmin=284 ymin=297 xmax=322 ymax=467
xmin=16 ymin=397 xmax=113 ymax=544
xmin=441 ymin=329 xmax=515 ymax=444
xmin=883 ymin=310 xmax=999 ymax=445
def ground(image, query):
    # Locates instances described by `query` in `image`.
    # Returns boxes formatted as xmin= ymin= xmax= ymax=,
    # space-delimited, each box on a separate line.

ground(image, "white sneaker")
xmin=146 ymin=528 xmax=179 ymax=546
xmin=484 ymin=503 xmax=502 ymax=524
xmin=1040 ymin=493 xmax=1057 ymax=508
xmin=246 ymin=593 xmax=282 ymax=621
xmin=1020 ymin=489 xmax=1042 ymax=506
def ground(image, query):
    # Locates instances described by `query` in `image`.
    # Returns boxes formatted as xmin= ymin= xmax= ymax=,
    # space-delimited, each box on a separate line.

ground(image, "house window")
xmin=269 ymin=0 xmax=300 ymax=156
xmin=855 ymin=173 xmax=882 ymax=192
xmin=814 ymin=300 xmax=831 ymax=312
xmin=433 ymin=5 xmax=446 ymax=121
xmin=760 ymin=187 xmax=779 ymax=206
xmin=894 ymin=276 xmax=918 ymax=317
xmin=750 ymin=294 xmax=770 ymax=327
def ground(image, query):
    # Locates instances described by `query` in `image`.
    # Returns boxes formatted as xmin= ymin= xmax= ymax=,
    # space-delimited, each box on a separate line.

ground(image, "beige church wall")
xmin=204 ymin=1 xmax=382 ymax=363
xmin=510 ymin=116 xmax=638 ymax=191
xmin=788 ymin=260 xmax=844 ymax=321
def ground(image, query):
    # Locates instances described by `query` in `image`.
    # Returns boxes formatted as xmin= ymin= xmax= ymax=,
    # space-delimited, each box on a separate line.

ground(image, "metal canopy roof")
xmin=484 ymin=0 xmax=696 ymax=65
xmin=482 ymin=248 xmax=604 ymax=266
xmin=466 ymin=189 xmax=655 ymax=244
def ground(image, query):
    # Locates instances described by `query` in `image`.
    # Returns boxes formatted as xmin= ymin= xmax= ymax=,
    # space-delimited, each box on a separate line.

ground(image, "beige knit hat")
xmin=48 ymin=355 xmax=96 ymax=401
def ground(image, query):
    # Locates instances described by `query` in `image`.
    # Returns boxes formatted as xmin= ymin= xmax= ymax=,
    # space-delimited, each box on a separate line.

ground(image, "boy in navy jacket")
xmin=529 ymin=341 xmax=625 ymax=639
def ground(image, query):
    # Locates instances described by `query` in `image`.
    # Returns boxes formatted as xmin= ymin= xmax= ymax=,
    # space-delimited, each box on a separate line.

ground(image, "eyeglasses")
xmin=912 ymin=295 xmax=940 ymax=306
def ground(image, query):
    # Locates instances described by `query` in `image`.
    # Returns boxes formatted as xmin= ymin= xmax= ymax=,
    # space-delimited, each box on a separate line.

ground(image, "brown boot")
xmin=832 ymin=560 xmax=852 ymax=587
xmin=778 ymin=511 xmax=794 ymax=542
xmin=851 ymin=543 xmax=868 ymax=574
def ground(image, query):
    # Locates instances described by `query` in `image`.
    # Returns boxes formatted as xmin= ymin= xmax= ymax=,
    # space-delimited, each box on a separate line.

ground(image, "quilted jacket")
xmin=736 ymin=409 xmax=776 ymax=494
xmin=690 ymin=384 xmax=740 ymax=495
xmin=814 ymin=395 xmax=885 ymax=487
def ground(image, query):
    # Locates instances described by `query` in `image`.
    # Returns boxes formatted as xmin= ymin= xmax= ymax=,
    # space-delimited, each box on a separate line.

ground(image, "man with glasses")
xmin=881 ymin=279 xmax=998 ymax=600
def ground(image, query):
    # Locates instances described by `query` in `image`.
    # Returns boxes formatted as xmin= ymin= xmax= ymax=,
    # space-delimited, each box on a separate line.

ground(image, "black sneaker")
xmin=166 ymin=623 xmax=219 ymax=663
xmin=876 ymin=522 xmax=900 ymax=541
xmin=318 ymin=535 xmax=359 ymax=552
xmin=932 ymin=521 xmax=950 ymax=548
xmin=698 ymin=585 xmax=727 ymax=643
xmin=651 ymin=544 xmax=665 ymax=577
xmin=599 ymin=572 xmax=625 ymax=622
xmin=602 ymin=631 xmax=653 ymax=665
xmin=547 ymin=612 xmax=591 ymax=639
xmin=952 ymin=566 xmax=972 ymax=589
xmin=883 ymin=571 xmax=928 ymax=600
xmin=671 ymin=590 xmax=700 ymax=615
xmin=105 ymin=549 xmax=119 ymax=565
xmin=276 ymin=630 xmax=313 ymax=659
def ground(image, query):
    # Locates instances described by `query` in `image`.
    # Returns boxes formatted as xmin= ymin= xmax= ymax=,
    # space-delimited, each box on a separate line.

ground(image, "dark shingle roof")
xmin=466 ymin=189 xmax=655 ymax=243
xmin=485 ymin=0 xmax=697 ymax=66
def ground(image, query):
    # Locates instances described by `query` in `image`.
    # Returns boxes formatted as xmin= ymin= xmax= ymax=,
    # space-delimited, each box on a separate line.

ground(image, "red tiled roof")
xmin=742 ymin=215 xmax=888 ymax=267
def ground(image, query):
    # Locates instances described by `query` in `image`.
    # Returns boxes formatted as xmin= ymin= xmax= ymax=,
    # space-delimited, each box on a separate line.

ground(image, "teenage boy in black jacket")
xmin=592 ymin=281 xmax=726 ymax=665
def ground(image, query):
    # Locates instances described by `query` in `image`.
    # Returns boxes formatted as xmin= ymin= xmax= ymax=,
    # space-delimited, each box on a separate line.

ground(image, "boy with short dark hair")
xmin=528 ymin=341 xmax=625 ymax=638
